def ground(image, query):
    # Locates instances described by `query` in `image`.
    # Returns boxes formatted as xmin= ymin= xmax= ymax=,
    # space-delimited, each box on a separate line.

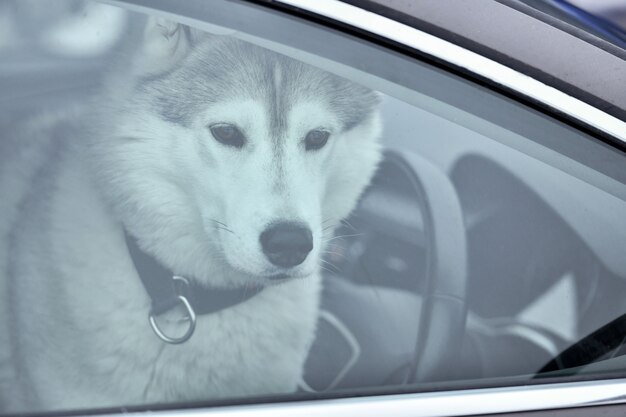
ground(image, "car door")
xmin=1 ymin=0 xmax=626 ymax=416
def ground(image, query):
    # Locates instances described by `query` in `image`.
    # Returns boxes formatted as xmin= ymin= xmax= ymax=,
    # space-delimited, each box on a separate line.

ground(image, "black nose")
xmin=260 ymin=222 xmax=313 ymax=267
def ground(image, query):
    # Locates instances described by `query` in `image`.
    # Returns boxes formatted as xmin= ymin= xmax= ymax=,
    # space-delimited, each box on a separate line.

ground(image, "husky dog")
xmin=0 ymin=18 xmax=381 ymax=412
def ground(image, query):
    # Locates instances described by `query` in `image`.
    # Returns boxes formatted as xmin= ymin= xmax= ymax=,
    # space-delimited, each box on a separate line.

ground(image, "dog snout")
xmin=260 ymin=222 xmax=313 ymax=267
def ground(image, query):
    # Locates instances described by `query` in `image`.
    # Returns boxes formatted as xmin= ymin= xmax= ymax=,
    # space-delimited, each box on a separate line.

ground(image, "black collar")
xmin=124 ymin=232 xmax=263 ymax=317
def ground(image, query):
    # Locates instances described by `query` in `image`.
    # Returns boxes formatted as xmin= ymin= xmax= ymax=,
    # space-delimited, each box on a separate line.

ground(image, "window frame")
xmin=274 ymin=0 xmax=626 ymax=144
xmin=98 ymin=379 xmax=626 ymax=417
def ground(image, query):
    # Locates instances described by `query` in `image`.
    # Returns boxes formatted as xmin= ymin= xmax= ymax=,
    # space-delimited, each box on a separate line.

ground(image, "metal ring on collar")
xmin=149 ymin=295 xmax=197 ymax=344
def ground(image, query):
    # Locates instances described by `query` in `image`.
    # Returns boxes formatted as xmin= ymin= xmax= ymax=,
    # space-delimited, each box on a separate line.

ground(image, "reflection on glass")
xmin=1 ymin=1 xmax=626 ymax=415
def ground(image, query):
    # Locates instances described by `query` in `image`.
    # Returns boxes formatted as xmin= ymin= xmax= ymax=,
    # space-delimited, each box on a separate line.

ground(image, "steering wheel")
xmin=378 ymin=150 xmax=468 ymax=383
xmin=305 ymin=150 xmax=468 ymax=388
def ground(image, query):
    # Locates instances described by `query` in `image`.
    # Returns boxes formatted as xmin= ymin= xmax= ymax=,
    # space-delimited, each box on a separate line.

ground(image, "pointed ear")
xmin=137 ymin=17 xmax=195 ymax=74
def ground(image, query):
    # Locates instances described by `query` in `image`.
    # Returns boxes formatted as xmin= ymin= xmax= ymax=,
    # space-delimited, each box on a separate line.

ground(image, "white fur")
xmin=0 ymin=20 xmax=381 ymax=413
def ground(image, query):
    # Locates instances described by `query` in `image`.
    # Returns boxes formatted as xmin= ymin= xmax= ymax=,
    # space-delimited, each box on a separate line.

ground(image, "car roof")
xmin=517 ymin=0 xmax=626 ymax=48
xmin=340 ymin=0 xmax=626 ymax=123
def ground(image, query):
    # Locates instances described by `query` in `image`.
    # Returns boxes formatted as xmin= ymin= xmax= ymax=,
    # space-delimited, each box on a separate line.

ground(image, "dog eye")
xmin=304 ymin=129 xmax=330 ymax=151
xmin=209 ymin=124 xmax=245 ymax=148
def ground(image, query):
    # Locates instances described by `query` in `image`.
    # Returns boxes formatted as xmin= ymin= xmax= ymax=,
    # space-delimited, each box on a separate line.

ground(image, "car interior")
xmin=302 ymin=92 xmax=626 ymax=391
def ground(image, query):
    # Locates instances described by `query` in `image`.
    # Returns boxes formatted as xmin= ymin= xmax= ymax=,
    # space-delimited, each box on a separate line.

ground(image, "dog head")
xmin=92 ymin=19 xmax=382 ymax=287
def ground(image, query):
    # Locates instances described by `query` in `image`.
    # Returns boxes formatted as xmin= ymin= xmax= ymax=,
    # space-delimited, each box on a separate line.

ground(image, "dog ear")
xmin=138 ymin=17 xmax=196 ymax=74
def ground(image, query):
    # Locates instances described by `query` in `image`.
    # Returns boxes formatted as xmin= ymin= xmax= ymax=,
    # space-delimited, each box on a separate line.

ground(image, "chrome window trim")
xmin=278 ymin=0 xmax=626 ymax=143
xmin=98 ymin=379 xmax=626 ymax=417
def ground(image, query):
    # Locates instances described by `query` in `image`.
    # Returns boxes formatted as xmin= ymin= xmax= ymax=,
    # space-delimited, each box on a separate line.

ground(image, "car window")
xmin=1 ymin=0 xmax=626 ymax=415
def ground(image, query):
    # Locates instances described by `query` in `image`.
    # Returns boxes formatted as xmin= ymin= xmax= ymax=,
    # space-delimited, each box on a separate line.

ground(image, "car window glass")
xmin=1 ymin=1 xmax=626 ymax=415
